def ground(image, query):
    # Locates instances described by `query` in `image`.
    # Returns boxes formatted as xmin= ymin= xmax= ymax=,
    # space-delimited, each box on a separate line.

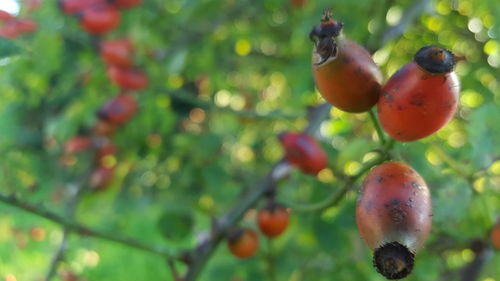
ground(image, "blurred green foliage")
xmin=0 ymin=0 xmax=499 ymax=280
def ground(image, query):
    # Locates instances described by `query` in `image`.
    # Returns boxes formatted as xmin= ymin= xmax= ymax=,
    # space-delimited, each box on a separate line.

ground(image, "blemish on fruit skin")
xmin=385 ymin=199 xmax=407 ymax=224
xmin=383 ymin=92 xmax=394 ymax=102
xmin=410 ymin=100 xmax=423 ymax=106
xmin=411 ymin=182 xmax=422 ymax=190
xmin=363 ymin=200 xmax=375 ymax=212
xmin=406 ymin=197 xmax=414 ymax=208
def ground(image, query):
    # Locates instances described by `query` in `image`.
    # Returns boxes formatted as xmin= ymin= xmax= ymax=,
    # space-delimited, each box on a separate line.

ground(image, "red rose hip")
xmin=80 ymin=5 xmax=120 ymax=34
xmin=310 ymin=10 xmax=383 ymax=113
xmin=257 ymin=203 xmax=289 ymax=238
xmin=100 ymin=38 xmax=134 ymax=67
xmin=278 ymin=131 xmax=327 ymax=175
xmin=378 ymin=46 xmax=460 ymax=142
xmin=97 ymin=93 xmax=138 ymax=125
xmin=356 ymin=161 xmax=432 ymax=279
xmin=227 ymin=229 xmax=259 ymax=259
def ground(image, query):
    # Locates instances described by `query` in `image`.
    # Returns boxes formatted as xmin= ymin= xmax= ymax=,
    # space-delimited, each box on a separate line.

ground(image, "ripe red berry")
xmin=278 ymin=132 xmax=327 ymax=175
xmin=97 ymin=93 xmax=138 ymax=126
xmin=80 ymin=5 xmax=120 ymax=34
xmin=64 ymin=136 xmax=92 ymax=154
xmin=378 ymin=46 xmax=460 ymax=142
xmin=356 ymin=161 xmax=432 ymax=279
xmin=107 ymin=66 xmax=148 ymax=91
xmin=310 ymin=10 xmax=382 ymax=113
xmin=100 ymin=38 xmax=134 ymax=67
xmin=227 ymin=229 xmax=259 ymax=259
xmin=257 ymin=203 xmax=289 ymax=238
xmin=111 ymin=0 xmax=143 ymax=9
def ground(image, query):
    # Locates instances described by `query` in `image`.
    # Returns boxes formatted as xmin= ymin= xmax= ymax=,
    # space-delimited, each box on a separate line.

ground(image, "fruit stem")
xmin=288 ymin=143 xmax=393 ymax=212
xmin=369 ymin=108 xmax=387 ymax=145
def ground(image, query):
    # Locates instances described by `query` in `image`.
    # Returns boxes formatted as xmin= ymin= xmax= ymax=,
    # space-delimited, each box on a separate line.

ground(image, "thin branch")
xmin=460 ymin=241 xmax=493 ymax=281
xmin=182 ymin=103 xmax=329 ymax=281
xmin=44 ymin=171 xmax=92 ymax=281
xmin=167 ymin=258 xmax=182 ymax=281
xmin=368 ymin=108 xmax=387 ymax=145
xmin=289 ymin=139 xmax=395 ymax=212
xmin=44 ymin=228 xmax=70 ymax=281
xmin=0 ymin=193 xmax=179 ymax=259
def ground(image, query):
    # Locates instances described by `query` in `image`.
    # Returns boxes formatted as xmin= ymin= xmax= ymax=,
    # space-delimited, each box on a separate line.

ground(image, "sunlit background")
xmin=0 ymin=0 xmax=20 ymax=14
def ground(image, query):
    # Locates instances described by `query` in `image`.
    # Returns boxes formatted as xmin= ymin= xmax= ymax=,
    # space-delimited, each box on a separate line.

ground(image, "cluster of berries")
xmin=61 ymin=0 xmax=146 ymax=191
xmin=59 ymin=0 xmax=141 ymax=34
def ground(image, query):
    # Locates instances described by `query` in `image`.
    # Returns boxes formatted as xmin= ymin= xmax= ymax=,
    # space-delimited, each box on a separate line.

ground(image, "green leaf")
xmin=157 ymin=209 xmax=194 ymax=242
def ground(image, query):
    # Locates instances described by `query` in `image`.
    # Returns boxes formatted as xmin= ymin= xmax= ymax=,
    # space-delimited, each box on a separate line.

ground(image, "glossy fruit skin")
xmin=228 ymin=229 xmax=259 ymax=259
xmin=257 ymin=204 xmax=289 ymax=238
xmin=278 ymin=132 xmax=327 ymax=175
xmin=100 ymin=39 xmax=134 ymax=67
xmin=378 ymin=62 xmax=459 ymax=142
xmin=491 ymin=219 xmax=500 ymax=250
xmin=97 ymin=93 xmax=138 ymax=125
xmin=107 ymin=66 xmax=148 ymax=90
xmin=111 ymin=0 xmax=142 ymax=9
xmin=356 ymin=162 xmax=432 ymax=253
xmin=313 ymin=37 xmax=383 ymax=113
xmin=80 ymin=5 xmax=120 ymax=34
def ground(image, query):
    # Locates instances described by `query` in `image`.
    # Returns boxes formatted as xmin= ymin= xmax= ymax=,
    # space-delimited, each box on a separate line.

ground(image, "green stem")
xmin=369 ymin=108 xmax=387 ymax=145
xmin=290 ymin=140 xmax=394 ymax=213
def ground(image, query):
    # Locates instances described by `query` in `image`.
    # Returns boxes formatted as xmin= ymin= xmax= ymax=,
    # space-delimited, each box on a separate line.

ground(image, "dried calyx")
xmin=414 ymin=45 xmax=455 ymax=74
xmin=310 ymin=9 xmax=344 ymax=65
xmin=373 ymin=242 xmax=415 ymax=280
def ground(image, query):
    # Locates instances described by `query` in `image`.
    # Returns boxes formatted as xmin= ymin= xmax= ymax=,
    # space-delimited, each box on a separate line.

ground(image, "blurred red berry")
xmin=80 ymin=5 xmax=120 ymax=34
xmin=100 ymin=38 xmax=134 ymax=67
xmin=278 ymin=132 xmax=327 ymax=175
xmin=107 ymin=66 xmax=148 ymax=91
